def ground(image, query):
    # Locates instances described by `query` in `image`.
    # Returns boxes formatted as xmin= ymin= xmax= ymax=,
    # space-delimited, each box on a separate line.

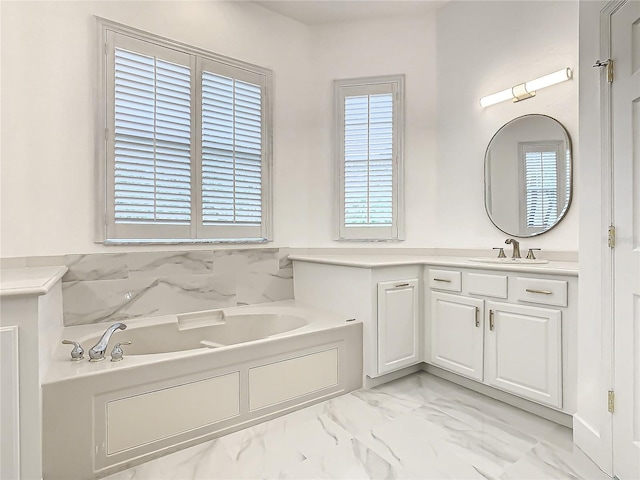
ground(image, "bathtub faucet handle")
xmin=61 ymin=340 xmax=84 ymax=361
xmin=110 ymin=341 xmax=132 ymax=362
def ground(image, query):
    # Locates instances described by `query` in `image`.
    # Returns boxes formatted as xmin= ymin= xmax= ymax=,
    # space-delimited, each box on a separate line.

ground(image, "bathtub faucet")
xmin=89 ymin=323 xmax=127 ymax=362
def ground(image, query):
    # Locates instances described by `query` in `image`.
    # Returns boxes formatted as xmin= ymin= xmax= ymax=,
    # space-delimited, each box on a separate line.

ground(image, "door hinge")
xmin=593 ymin=59 xmax=613 ymax=83
xmin=608 ymin=225 xmax=616 ymax=248
xmin=104 ymin=128 xmax=108 ymax=141
xmin=608 ymin=390 xmax=615 ymax=413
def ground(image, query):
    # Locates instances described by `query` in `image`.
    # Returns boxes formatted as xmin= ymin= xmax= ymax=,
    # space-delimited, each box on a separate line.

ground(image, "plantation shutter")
xmin=198 ymin=59 xmax=266 ymax=239
xmin=524 ymin=146 xmax=560 ymax=228
xmin=565 ymin=148 xmax=571 ymax=212
xmin=106 ymin=33 xmax=194 ymax=240
xmin=114 ymin=49 xmax=192 ymax=224
xmin=102 ymin=24 xmax=271 ymax=243
xmin=343 ymin=94 xmax=394 ymax=225
xmin=336 ymin=76 xmax=404 ymax=240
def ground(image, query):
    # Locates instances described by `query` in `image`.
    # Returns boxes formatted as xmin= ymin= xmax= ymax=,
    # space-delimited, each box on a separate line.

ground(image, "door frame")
xmin=607 ymin=0 xmax=640 ymax=477
xmin=575 ymin=0 xmax=627 ymax=475
xmin=600 ymin=0 xmax=629 ymax=477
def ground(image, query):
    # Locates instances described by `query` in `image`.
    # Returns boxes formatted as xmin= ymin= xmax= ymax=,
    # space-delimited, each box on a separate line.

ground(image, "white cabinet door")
xmin=430 ymin=292 xmax=484 ymax=382
xmin=377 ymin=279 xmax=420 ymax=375
xmin=485 ymin=301 xmax=562 ymax=408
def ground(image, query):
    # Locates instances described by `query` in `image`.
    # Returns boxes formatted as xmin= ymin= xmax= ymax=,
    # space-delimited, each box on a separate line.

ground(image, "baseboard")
xmin=573 ymin=414 xmax=612 ymax=476
xmin=364 ymin=364 xmax=423 ymax=389
xmin=423 ymin=364 xmax=573 ymax=427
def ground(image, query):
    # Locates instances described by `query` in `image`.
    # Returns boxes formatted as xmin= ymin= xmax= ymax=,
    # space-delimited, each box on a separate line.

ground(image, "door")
xmin=377 ymin=279 xmax=420 ymax=375
xmin=612 ymin=1 xmax=640 ymax=477
xmin=430 ymin=292 xmax=484 ymax=381
xmin=485 ymin=302 xmax=562 ymax=408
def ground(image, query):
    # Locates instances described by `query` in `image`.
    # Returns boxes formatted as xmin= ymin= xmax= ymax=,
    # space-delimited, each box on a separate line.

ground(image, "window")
xmin=518 ymin=141 xmax=565 ymax=231
xmin=335 ymin=75 xmax=404 ymax=241
xmin=99 ymin=19 xmax=272 ymax=243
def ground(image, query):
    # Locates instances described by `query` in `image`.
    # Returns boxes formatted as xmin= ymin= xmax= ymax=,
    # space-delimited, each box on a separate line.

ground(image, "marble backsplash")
xmin=61 ymin=248 xmax=293 ymax=326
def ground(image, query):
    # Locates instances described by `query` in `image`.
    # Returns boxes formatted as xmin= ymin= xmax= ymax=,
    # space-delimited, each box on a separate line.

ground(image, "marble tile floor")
xmin=104 ymin=372 xmax=610 ymax=480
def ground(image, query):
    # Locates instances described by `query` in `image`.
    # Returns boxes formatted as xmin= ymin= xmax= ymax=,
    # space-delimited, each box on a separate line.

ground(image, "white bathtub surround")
xmin=103 ymin=372 xmax=607 ymax=480
xmin=63 ymin=252 xmax=130 ymax=281
xmin=60 ymin=248 xmax=293 ymax=326
xmin=63 ymin=274 xmax=237 ymax=326
xmin=0 ymin=266 xmax=67 ymax=295
xmin=0 ymin=266 xmax=67 ymax=480
xmin=42 ymin=301 xmax=362 ymax=479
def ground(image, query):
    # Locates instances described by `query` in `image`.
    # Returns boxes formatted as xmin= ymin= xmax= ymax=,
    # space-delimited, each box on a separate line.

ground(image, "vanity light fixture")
xmin=480 ymin=68 xmax=573 ymax=108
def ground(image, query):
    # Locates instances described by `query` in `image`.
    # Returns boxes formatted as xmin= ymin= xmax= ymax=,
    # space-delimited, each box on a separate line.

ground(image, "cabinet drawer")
xmin=515 ymin=277 xmax=567 ymax=307
xmin=467 ymin=273 xmax=508 ymax=298
xmin=428 ymin=269 xmax=461 ymax=292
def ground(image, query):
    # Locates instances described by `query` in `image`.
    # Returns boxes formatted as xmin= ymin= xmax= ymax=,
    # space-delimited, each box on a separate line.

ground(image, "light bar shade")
xmin=480 ymin=68 xmax=572 ymax=108
xmin=525 ymin=68 xmax=572 ymax=92
xmin=479 ymin=88 xmax=513 ymax=108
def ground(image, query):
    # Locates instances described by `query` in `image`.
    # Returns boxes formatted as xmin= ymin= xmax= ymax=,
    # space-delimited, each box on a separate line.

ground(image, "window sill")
xmin=101 ymin=238 xmax=270 ymax=246
xmin=336 ymin=238 xmax=404 ymax=243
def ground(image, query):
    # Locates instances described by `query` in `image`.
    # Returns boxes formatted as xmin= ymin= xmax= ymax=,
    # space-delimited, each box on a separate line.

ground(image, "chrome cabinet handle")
xmin=475 ymin=307 xmax=480 ymax=327
xmin=395 ymin=283 xmax=410 ymax=288
xmin=489 ymin=310 xmax=495 ymax=331
xmin=433 ymin=278 xmax=451 ymax=283
xmin=526 ymin=288 xmax=553 ymax=295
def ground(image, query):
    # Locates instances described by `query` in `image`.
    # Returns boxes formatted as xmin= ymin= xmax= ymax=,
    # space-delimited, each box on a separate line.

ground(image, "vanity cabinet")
xmin=377 ymin=279 xmax=420 ymax=375
xmin=292 ymin=260 xmax=422 ymax=379
xmin=425 ymin=268 xmax=572 ymax=410
xmin=291 ymin=254 xmax=578 ymax=416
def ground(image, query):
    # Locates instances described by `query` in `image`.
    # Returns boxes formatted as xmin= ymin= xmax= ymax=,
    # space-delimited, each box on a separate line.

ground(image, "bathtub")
xmin=80 ymin=310 xmax=310 ymax=354
xmin=42 ymin=300 xmax=363 ymax=480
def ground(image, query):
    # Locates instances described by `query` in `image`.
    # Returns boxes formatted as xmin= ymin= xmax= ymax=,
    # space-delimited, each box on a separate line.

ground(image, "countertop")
xmin=0 ymin=266 xmax=68 ymax=297
xmin=288 ymin=254 xmax=579 ymax=276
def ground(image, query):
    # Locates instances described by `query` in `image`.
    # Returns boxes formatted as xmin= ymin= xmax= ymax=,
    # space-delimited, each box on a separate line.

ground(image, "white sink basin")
xmin=469 ymin=257 xmax=549 ymax=264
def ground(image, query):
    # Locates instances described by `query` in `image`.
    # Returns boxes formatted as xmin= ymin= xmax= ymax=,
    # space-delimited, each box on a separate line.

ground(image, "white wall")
xmin=435 ymin=1 xmax=579 ymax=251
xmin=304 ymin=14 xmax=439 ymax=247
xmin=302 ymin=0 xmax=579 ymax=250
xmin=1 ymin=1 xmax=580 ymax=257
xmin=0 ymin=1 xmax=312 ymax=257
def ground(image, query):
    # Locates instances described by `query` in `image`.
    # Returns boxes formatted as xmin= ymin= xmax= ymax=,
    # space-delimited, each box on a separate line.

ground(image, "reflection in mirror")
xmin=484 ymin=115 xmax=572 ymax=237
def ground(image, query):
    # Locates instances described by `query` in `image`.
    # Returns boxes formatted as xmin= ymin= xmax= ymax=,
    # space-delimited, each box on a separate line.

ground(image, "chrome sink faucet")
xmin=505 ymin=238 xmax=521 ymax=259
xmin=89 ymin=323 xmax=127 ymax=362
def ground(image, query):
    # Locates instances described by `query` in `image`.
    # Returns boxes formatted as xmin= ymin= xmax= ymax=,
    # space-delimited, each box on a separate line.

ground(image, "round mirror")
xmin=484 ymin=114 xmax=572 ymax=237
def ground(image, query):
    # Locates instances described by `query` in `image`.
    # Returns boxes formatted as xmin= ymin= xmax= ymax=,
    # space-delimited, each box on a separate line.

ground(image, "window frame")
xmin=334 ymin=75 xmax=405 ymax=241
xmin=517 ymin=140 xmax=565 ymax=233
xmin=96 ymin=18 xmax=273 ymax=244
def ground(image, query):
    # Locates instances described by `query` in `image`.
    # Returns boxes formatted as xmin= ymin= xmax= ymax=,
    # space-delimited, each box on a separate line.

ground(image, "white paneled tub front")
xmin=42 ymin=300 xmax=363 ymax=479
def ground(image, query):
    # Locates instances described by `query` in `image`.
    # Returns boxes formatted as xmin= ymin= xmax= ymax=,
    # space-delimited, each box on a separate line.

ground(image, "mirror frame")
xmin=484 ymin=114 xmax=573 ymax=237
